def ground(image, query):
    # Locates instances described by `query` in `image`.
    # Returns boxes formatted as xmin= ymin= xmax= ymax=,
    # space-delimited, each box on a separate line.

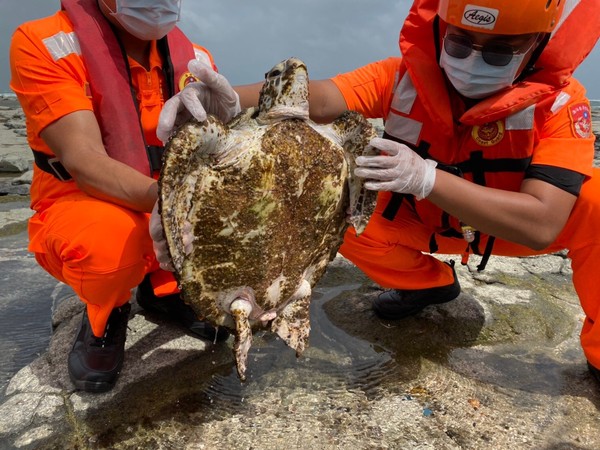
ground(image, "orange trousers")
xmin=28 ymin=192 xmax=177 ymax=337
xmin=341 ymin=168 xmax=600 ymax=369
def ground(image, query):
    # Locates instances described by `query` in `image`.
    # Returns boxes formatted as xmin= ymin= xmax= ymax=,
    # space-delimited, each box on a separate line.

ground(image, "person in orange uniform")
xmin=9 ymin=0 xmax=239 ymax=393
xmin=162 ymin=0 xmax=600 ymax=384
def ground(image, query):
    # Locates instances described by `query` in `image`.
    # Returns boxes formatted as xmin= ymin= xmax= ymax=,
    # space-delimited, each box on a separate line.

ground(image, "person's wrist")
xmin=415 ymin=159 xmax=438 ymax=200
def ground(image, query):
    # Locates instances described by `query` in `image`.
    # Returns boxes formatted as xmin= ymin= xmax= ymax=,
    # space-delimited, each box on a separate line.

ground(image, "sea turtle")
xmin=159 ymin=57 xmax=377 ymax=380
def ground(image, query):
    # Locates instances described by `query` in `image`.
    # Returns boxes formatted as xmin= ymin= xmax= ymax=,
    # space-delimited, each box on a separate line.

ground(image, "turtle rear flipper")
xmin=271 ymin=280 xmax=312 ymax=356
xmin=230 ymin=298 xmax=253 ymax=381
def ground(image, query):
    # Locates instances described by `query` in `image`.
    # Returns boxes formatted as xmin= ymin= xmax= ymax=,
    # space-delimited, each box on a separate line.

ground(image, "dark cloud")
xmin=1 ymin=0 xmax=599 ymax=99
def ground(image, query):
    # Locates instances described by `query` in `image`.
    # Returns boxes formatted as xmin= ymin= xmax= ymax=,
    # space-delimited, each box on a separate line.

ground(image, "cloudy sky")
xmin=1 ymin=0 xmax=599 ymax=99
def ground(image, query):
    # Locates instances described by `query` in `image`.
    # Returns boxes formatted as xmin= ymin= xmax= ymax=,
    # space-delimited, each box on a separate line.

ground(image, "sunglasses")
xmin=443 ymin=34 xmax=535 ymax=67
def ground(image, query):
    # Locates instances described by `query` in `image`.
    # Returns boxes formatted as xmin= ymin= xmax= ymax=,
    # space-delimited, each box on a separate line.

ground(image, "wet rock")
xmin=3 ymin=113 xmax=26 ymax=131
xmin=1 ymin=249 xmax=599 ymax=450
xmin=0 ymin=179 xmax=31 ymax=196
xmin=0 ymin=155 xmax=30 ymax=174
xmin=0 ymin=101 xmax=32 ymax=193
xmin=0 ymin=100 xmax=31 ymax=174
xmin=0 ymin=294 xmax=235 ymax=449
xmin=10 ymin=170 xmax=33 ymax=185
xmin=0 ymin=197 xmax=31 ymax=233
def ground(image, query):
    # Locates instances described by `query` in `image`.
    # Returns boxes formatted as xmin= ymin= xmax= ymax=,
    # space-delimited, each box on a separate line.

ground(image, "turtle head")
xmin=258 ymin=57 xmax=309 ymax=121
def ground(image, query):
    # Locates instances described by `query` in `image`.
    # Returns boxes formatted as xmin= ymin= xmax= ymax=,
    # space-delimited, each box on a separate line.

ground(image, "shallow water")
xmin=190 ymin=282 xmax=399 ymax=414
xmin=0 ymin=231 xmax=58 ymax=396
xmin=0 ymin=241 xmax=581 ymax=406
xmin=0 ymin=243 xmax=401 ymax=410
xmin=4 ymin=234 xmax=600 ymax=449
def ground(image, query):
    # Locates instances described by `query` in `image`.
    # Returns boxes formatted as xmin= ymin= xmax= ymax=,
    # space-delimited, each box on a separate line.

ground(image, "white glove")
xmin=354 ymin=137 xmax=438 ymax=200
xmin=149 ymin=201 xmax=175 ymax=272
xmin=157 ymin=59 xmax=241 ymax=143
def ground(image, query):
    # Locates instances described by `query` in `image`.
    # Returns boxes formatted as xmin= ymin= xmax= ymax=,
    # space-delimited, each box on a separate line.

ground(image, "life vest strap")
xmin=477 ymin=236 xmax=496 ymax=271
xmin=147 ymin=145 xmax=165 ymax=172
xmin=382 ymin=193 xmax=407 ymax=221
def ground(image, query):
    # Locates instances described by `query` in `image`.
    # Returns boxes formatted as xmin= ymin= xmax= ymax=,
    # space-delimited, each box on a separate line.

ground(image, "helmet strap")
xmin=433 ymin=15 xmax=442 ymax=62
xmin=516 ymin=32 xmax=551 ymax=81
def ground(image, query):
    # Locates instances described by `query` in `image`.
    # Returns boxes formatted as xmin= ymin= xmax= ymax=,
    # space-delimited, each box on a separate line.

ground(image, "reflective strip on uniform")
xmin=506 ymin=104 xmax=535 ymax=130
xmin=550 ymin=91 xmax=572 ymax=114
xmin=384 ymin=113 xmax=423 ymax=145
xmin=42 ymin=31 xmax=81 ymax=61
xmin=390 ymin=72 xmax=418 ymax=115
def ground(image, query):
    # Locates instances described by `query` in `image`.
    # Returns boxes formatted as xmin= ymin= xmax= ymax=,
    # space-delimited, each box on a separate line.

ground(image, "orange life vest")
xmin=60 ymin=0 xmax=196 ymax=176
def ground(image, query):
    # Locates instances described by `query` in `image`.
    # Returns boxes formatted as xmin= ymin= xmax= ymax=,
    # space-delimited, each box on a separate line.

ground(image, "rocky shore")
xmin=1 ymin=94 xmax=600 ymax=449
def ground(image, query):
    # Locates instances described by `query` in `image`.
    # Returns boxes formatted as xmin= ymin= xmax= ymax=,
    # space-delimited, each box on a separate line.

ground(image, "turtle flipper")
xmin=160 ymin=116 xmax=229 ymax=205
xmin=230 ymin=299 xmax=253 ymax=381
xmin=271 ymin=280 xmax=312 ymax=356
xmin=330 ymin=111 xmax=378 ymax=235
xmin=160 ymin=117 xmax=230 ymax=273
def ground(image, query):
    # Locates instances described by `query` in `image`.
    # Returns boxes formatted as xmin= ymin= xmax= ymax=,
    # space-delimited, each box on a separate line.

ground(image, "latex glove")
xmin=157 ymin=59 xmax=241 ymax=143
xmin=354 ymin=137 xmax=438 ymax=200
xmin=149 ymin=201 xmax=175 ymax=272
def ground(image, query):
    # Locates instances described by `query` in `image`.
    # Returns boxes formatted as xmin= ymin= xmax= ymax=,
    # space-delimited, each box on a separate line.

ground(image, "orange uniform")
xmin=333 ymin=0 xmax=600 ymax=367
xmin=10 ymin=6 xmax=215 ymax=337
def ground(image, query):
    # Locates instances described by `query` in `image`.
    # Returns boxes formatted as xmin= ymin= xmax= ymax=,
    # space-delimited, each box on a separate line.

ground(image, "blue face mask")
xmin=104 ymin=0 xmax=182 ymax=40
xmin=439 ymin=45 xmax=528 ymax=99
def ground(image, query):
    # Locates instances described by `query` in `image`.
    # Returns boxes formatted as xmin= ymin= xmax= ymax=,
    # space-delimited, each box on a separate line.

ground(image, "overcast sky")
xmin=1 ymin=0 xmax=599 ymax=100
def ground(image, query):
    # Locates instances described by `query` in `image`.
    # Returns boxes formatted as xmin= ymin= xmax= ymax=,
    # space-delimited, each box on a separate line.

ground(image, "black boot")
xmin=68 ymin=303 xmax=130 ymax=393
xmin=136 ymin=274 xmax=229 ymax=342
xmin=373 ymin=261 xmax=461 ymax=320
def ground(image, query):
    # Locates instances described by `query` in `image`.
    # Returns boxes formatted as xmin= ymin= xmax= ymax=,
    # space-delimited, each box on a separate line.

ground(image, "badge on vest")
xmin=472 ymin=121 xmax=505 ymax=147
xmin=178 ymin=72 xmax=200 ymax=91
xmin=569 ymin=103 xmax=592 ymax=139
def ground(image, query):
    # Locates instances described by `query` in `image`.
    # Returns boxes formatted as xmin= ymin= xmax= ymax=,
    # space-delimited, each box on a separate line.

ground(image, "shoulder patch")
xmin=568 ymin=103 xmax=592 ymax=139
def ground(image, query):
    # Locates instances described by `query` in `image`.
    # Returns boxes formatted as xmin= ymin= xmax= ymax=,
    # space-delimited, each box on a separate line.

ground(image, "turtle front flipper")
xmin=160 ymin=116 xmax=230 ymax=273
xmin=271 ymin=280 xmax=312 ymax=356
xmin=160 ymin=116 xmax=229 ymax=204
xmin=330 ymin=111 xmax=378 ymax=235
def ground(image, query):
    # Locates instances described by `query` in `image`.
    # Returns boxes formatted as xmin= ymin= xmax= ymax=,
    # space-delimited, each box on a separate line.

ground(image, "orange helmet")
xmin=437 ymin=0 xmax=566 ymax=35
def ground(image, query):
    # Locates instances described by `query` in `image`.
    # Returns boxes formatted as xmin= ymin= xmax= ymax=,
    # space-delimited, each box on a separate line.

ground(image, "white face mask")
xmin=104 ymin=0 xmax=182 ymax=41
xmin=439 ymin=46 xmax=527 ymax=99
